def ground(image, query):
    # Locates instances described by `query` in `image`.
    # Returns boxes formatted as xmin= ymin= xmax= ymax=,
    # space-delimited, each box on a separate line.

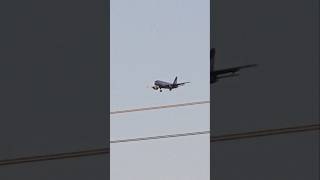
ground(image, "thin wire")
xmin=111 ymin=130 xmax=210 ymax=143
xmin=0 ymin=148 xmax=108 ymax=166
xmin=0 ymin=123 xmax=318 ymax=166
xmin=211 ymin=123 xmax=319 ymax=142
xmin=110 ymin=100 xmax=210 ymax=115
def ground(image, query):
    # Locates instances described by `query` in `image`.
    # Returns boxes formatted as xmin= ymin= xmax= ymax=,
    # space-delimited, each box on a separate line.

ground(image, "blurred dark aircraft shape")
xmin=152 ymin=76 xmax=190 ymax=92
xmin=211 ymin=48 xmax=257 ymax=84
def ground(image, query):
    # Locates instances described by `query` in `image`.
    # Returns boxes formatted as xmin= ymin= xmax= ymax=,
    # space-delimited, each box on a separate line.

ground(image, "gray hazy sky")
xmin=110 ymin=0 xmax=210 ymax=179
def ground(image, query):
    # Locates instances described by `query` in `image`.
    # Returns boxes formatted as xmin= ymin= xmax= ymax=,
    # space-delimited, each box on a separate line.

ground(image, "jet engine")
xmin=152 ymin=86 xmax=159 ymax=90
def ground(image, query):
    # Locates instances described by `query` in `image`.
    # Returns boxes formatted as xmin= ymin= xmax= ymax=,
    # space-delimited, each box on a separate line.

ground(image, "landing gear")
xmin=160 ymin=89 xmax=162 ymax=92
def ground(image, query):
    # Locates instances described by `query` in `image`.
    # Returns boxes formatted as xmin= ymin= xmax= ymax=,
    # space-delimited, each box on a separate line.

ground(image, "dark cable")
xmin=110 ymin=100 xmax=210 ymax=115
xmin=211 ymin=124 xmax=319 ymax=142
xmin=0 ymin=148 xmax=108 ymax=166
xmin=111 ymin=130 xmax=210 ymax=143
xmin=0 ymin=124 xmax=318 ymax=166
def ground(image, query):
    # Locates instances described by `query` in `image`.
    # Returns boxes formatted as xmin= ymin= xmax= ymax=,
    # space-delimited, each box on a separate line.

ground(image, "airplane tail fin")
xmin=210 ymin=48 xmax=215 ymax=72
xmin=173 ymin=76 xmax=178 ymax=85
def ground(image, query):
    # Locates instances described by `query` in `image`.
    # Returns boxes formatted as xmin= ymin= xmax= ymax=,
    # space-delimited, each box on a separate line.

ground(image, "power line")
xmin=0 ymin=131 xmax=209 ymax=166
xmin=111 ymin=130 xmax=210 ymax=143
xmin=0 ymin=148 xmax=108 ymax=166
xmin=211 ymin=124 xmax=319 ymax=142
xmin=109 ymin=124 xmax=320 ymax=144
xmin=0 ymin=123 xmax=318 ymax=166
xmin=110 ymin=100 xmax=210 ymax=115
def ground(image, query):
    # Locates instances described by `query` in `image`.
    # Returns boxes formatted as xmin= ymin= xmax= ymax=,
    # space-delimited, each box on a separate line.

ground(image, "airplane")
xmin=150 ymin=48 xmax=255 ymax=92
xmin=152 ymin=76 xmax=190 ymax=92
xmin=211 ymin=48 xmax=257 ymax=84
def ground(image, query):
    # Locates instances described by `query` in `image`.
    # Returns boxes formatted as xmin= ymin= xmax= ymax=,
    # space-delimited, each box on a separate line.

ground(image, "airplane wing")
xmin=176 ymin=82 xmax=190 ymax=86
xmin=213 ymin=64 xmax=257 ymax=75
xmin=211 ymin=64 xmax=257 ymax=83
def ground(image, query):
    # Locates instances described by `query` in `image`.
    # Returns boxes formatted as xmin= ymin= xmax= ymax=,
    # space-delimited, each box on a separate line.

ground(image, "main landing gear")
xmin=160 ymin=89 xmax=162 ymax=92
